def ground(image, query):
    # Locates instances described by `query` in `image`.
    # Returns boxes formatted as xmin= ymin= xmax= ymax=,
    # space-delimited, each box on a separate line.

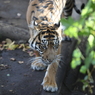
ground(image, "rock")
xmin=0 ymin=21 xmax=29 ymax=41
xmin=0 ymin=0 xmax=88 ymax=41
xmin=0 ymin=0 xmax=29 ymax=41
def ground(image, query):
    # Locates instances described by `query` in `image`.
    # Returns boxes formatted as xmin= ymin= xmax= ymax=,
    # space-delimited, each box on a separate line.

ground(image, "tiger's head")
xmin=29 ymin=23 xmax=62 ymax=65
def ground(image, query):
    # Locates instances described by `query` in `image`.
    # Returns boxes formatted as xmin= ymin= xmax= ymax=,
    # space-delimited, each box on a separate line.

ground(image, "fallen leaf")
xmin=18 ymin=61 xmax=24 ymax=64
xmin=24 ymin=74 xmax=28 ymax=76
xmin=9 ymin=90 xmax=13 ymax=92
xmin=0 ymin=64 xmax=9 ymax=70
xmin=6 ymin=38 xmax=12 ymax=44
xmin=10 ymin=58 xmax=16 ymax=61
xmin=4 ymin=1 xmax=10 ymax=3
xmin=8 ymin=42 xmax=18 ymax=50
xmin=1 ymin=38 xmax=31 ymax=51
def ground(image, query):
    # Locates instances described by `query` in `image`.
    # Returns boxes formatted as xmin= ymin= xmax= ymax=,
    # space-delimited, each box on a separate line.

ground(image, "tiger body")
xmin=26 ymin=0 xmax=66 ymax=49
xmin=26 ymin=0 xmax=83 ymax=92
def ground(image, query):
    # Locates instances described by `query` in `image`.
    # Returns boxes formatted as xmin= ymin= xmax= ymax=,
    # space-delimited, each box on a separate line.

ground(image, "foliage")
xmin=61 ymin=0 xmax=95 ymax=93
xmin=0 ymin=38 xmax=29 ymax=51
xmin=0 ymin=38 xmax=34 ymax=57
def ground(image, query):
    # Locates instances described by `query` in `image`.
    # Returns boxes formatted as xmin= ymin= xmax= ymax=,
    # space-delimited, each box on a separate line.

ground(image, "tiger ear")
xmin=34 ymin=21 xmax=40 ymax=30
xmin=34 ymin=21 xmax=38 ymax=26
xmin=54 ymin=22 xmax=60 ymax=28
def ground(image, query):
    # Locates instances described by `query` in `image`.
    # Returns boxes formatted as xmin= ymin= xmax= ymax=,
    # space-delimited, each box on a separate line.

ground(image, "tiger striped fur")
xmin=26 ymin=0 xmax=84 ymax=92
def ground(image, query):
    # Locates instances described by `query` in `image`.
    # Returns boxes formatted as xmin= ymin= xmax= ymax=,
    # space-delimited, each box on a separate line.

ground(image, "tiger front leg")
xmin=42 ymin=62 xmax=58 ymax=92
xmin=31 ymin=51 xmax=47 ymax=70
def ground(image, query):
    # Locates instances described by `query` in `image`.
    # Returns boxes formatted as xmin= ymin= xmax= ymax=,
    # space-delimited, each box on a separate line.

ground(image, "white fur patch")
xmin=60 ymin=22 xmax=66 ymax=32
xmin=43 ymin=85 xmax=58 ymax=92
xmin=31 ymin=63 xmax=46 ymax=70
xmin=31 ymin=57 xmax=47 ymax=70
xmin=28 ymin=21 xmax=34 ymax=28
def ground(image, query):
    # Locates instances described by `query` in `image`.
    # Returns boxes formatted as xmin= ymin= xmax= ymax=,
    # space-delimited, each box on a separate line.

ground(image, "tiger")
xmin=26 ymin=0 xmax=85 ymax=92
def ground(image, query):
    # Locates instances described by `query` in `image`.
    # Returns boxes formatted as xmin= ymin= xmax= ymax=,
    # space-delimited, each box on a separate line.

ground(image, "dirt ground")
xmin=0 ymin=40 xmax=95 ymax=95
xmin=0 ymin=49 xmax=45 ymax=95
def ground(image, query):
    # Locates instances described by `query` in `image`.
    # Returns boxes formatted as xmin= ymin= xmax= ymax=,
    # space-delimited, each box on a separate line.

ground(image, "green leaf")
xmin=85 ymin=51 xmax=94 ymax=68
xmin=80 ymin=65 xmax=87 ymax=74
xmin=60 ymin=17 xmax=75 ymax=29
xmin=64 ymin=26 xmax=78 ymax=38
xmin=60 ymin=18 xmax=70 ymax=29
xmin=73 ymin=48 xmax=82 ymax=58
xmin=92 ymin=59 xmax=95 ymax=65
xmin=78 ymin=31 xmax=89 ymax=36
xmin=88 ymin=34 xmax=94 ymax=47
xmin=81 ymin=0 xmax=93 ymax=17
xmin=71 ymin=58 xmax=81 ymax=69
xmin=71 ymin=59 xmax=77 ymax=69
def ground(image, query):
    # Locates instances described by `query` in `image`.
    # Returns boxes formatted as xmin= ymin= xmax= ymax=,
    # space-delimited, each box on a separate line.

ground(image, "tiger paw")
xmin=41 ymin=77 xmax=58 ymax=92
xmin=31 ymin=60 xmax=46 ymax=70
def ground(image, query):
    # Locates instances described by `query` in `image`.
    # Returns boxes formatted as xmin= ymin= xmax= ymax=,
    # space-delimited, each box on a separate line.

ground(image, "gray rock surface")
xmin=0 ymin=0 xmax=88 ymax=41
xmin=0 ymin=0 xmax=29 ymax=41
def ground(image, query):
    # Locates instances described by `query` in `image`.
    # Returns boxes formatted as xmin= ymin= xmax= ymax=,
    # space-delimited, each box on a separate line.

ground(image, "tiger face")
xmin=29 ymin=24 xmax=61 ymax=65
xmin=38 ymin=39 xmax=59 ymax=65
